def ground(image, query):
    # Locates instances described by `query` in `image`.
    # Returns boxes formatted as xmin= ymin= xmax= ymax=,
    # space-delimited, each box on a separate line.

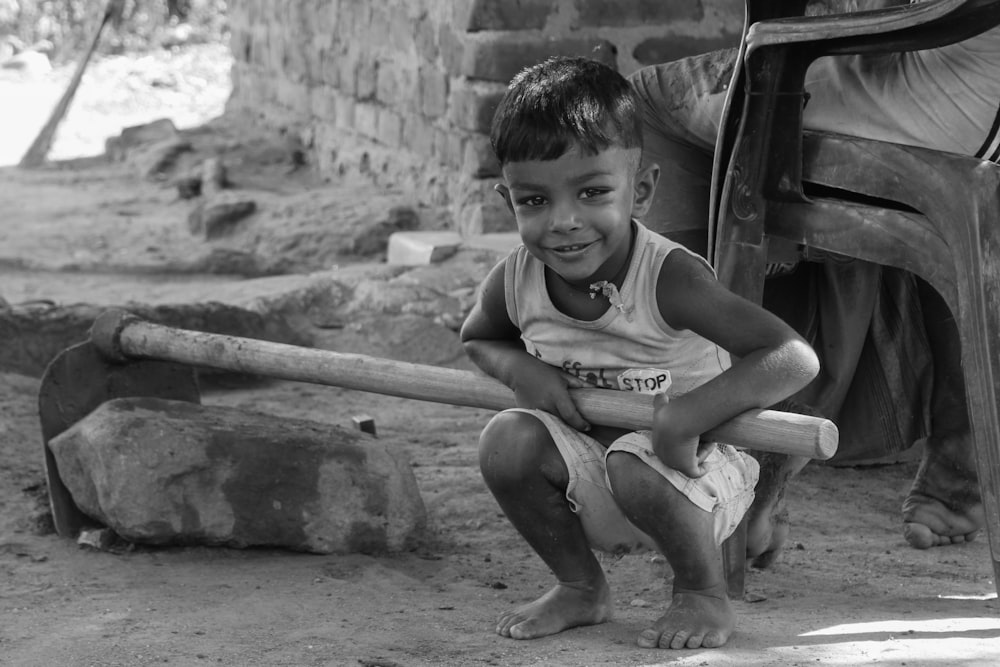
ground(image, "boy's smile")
xmin=497 ymin=145 xmax=654 ymax=287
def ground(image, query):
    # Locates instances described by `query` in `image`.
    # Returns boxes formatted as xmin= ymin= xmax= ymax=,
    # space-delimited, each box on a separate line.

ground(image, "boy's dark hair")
xmin=490 ymin=56 xmax=643 ymax=166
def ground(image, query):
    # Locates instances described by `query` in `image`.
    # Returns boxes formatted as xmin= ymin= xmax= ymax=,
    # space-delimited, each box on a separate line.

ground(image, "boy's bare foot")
xmin=496 ymin=579 xmax=612 ymax=640
xmin=902 ymin=435 xmax=983 ymax=549
xmin=637 ymin=589 xmax=735 ymax=649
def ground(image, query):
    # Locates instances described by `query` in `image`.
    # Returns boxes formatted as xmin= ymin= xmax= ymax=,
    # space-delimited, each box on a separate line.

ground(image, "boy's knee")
xmin=478 ymin=411 xmax=557 ymax=483
xmin=605 ymin=450 xmax=643 ymax=498
xmin=606 ymin=450 xmax=684 ymax=509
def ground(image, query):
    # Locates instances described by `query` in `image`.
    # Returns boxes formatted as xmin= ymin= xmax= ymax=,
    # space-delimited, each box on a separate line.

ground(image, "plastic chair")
xmin=711 ymin=0 xmax=1000 ymax=595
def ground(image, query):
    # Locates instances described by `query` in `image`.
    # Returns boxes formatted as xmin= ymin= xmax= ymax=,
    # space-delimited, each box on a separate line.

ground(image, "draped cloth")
xmin=762 ymin=260 xmax=933 ymax=463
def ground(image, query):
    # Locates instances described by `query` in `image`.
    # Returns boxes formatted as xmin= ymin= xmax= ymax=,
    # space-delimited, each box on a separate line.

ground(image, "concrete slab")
xmin=387 ymin=231 xmax=462 ymax=265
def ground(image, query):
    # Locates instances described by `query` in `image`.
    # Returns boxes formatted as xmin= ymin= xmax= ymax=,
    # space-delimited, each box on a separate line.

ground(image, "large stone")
xmin=48 ymin=397 xmax=426 ymax=554
xmin=104 ymin=118 xmax=178 ymax=161
xmin=129 ymin=137 xmax=194 ymax=181
xmin=187 ymin=196 xmax=258 ymax=239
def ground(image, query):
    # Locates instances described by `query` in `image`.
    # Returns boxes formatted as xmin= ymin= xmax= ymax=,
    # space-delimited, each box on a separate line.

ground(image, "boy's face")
xmin=496 ymin=145 xmax=658 ymax=286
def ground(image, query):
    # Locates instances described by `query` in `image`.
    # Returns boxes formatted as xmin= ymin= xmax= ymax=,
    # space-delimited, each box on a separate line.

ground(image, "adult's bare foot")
xmin=902 ymin=493 xmax=983 ymax=548
xmin=636 ymin=588 xmax=735 ymax=649
xmin=745 ymin=451 xmax=809 ymax=568
xmin=496 ymin=579 xmax=612 ymax=640
xmin=746 ymin=504 xmax=790 ymax=569
xmin=902 ymin=436 xmax=983 ymax=549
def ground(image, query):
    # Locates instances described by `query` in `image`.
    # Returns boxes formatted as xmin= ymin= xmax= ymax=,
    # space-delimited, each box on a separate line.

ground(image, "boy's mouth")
xmin=550 ymin=240 xmax=596 ymax=254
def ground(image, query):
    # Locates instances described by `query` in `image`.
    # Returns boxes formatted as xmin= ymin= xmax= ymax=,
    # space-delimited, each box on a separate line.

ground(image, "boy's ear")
xmin=494 ymin=183 xmax=515 ymax=214
xmin=631 ymin=162 xmax=660 ymax=218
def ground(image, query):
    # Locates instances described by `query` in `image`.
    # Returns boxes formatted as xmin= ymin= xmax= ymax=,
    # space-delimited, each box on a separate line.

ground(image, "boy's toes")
xmin=507 ymin=620 xmax=537 ymax=639
xmin=496 ymin=612 xmax=518 ymax=637
xmin=666 ymin=629 xmax=691 ymax=649
xmin=701 ymin=629 xmax=727 ymax=648
xmin=638 ymin=626 xmax=698 ymax=649
xmin=637 ymin=629 xmax=661 ymax=648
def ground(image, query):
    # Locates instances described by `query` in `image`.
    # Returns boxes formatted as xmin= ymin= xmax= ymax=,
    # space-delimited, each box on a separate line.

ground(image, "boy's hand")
xmin=651 ymin=393 xmax=713 ymax=478
xmin=508 ymin=357 xmax=592 ymax=433
xmin=653 ymin=435 xmax=716 ymax=479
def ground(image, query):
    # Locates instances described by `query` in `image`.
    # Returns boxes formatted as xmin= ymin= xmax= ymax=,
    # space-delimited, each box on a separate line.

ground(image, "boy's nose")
xmin=549 ymin=201 xmax=582 ymax=232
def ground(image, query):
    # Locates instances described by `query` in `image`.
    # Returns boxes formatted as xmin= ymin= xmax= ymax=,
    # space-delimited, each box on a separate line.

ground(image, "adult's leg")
xmin=629 ymin=50 xmax=734 ymax=257
xmin=803 ymin=44 xmax=996 ymax=545
xmin=902 ymin=280 xmax=985 ymax=547
xmin=478 ymin=411 xmax=611 ymax=639
xmin=748 ymin=258 xmax=893 ymax=564
xmin=630 ymin=37 xmax=998 ymax=564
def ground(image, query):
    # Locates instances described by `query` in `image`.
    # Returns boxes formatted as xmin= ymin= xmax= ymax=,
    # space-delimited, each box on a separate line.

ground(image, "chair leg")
xmin=723 ymin=516 xmax=747 ymax=600
xmin=928 ymin=182 xmax=1000 ymax=592
xmin=952 ymin=275 xmax=1000 ymax=590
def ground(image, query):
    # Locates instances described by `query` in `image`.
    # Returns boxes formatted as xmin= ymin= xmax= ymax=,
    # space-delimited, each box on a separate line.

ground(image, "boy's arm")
xmin=460 ymin=259 xmax=592 ymax=432
xmin=652 ymin=251 xmax=821 ymax=476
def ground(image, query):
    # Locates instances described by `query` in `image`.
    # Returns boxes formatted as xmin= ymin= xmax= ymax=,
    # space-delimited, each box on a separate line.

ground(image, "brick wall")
xmin=226 ymin=0 xmax=743 ymax=233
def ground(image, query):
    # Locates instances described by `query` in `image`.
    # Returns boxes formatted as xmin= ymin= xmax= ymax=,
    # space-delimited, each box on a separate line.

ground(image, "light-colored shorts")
xmin=506 ymin=409 xmax=760 ymax=554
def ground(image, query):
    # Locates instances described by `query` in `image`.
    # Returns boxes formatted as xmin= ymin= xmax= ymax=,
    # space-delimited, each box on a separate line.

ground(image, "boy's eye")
xmin=516 ymin=195 xmax=547 ymax=207
xmin=580 ymin=187 xmax=610 ymax=199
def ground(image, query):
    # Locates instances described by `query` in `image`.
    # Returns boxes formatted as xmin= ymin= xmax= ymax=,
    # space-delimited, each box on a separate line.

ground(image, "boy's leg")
xmin=478 ymin=411 xmax=611 ymax=639
xmin=605 ymin=451 xmax=734 ymax=650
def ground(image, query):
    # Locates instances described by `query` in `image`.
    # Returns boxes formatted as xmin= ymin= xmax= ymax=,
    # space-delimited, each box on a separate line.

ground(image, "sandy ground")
xmin=1 ymin=43 xmax=998 ymax=667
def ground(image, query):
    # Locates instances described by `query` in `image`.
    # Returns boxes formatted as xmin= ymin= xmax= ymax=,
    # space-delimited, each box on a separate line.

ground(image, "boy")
xmin=460 ymin=56 xmax=820 ymax=650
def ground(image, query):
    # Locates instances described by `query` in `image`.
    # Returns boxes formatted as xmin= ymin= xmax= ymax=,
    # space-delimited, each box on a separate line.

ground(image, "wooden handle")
xmin=91 ymin=309 xmax=838 ymax=460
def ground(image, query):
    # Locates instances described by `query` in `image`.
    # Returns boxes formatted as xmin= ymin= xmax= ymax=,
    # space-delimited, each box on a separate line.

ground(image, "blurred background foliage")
xmin=0 ymin=0 xmax=228 ymax=62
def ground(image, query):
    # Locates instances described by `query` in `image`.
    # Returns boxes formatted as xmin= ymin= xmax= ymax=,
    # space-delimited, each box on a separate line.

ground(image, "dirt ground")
xmin=1 ymin=44 xmax=998 ymax=667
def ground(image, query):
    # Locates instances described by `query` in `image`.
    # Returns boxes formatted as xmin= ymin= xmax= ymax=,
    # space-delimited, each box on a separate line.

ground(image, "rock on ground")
xmin=48 ymin=396 xmax=427 ymax=554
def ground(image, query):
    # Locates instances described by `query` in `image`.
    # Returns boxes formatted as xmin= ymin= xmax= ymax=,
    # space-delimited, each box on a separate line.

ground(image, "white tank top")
xmin=504 ymin=222 xmax=731 ymax=398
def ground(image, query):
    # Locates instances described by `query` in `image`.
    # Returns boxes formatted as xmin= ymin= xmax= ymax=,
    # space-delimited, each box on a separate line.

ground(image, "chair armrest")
xmin=747 ymin=0 xmax=1000 ymax=56
xmin=709 ymin=0 xmax=999 ymax=267
xmin=749 ymin=0 xmax=963 ymax=46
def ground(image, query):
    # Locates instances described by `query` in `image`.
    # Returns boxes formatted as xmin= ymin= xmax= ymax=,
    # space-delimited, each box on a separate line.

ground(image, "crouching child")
xmin=460 ymin=56 xmax=820 ymax=649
